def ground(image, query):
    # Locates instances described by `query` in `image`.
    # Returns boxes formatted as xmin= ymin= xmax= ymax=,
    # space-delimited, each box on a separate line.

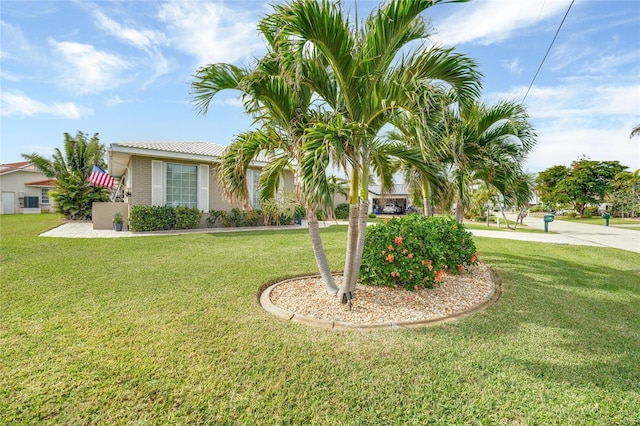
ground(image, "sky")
xmin=1 ymin=0 xmax=639 ymax=175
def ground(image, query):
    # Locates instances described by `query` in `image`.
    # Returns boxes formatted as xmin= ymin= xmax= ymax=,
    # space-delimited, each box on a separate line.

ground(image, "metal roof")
xmin=368 ymin=184 xmax=409 ymax=196
xmin=111 ymin=141 xmax=227 ymax=157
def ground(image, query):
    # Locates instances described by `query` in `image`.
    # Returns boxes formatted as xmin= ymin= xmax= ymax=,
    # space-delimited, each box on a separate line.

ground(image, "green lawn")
xmin=2 ymin=214 xmax=639 ymax=424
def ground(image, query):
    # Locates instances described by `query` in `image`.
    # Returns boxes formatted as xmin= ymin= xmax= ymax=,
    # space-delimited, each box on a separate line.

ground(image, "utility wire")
xmin=522 ymin=0 xmax=575 ymax=103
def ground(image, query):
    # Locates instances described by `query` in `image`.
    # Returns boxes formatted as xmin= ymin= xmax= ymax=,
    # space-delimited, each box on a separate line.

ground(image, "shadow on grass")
xmin=469 ymin=239 xmax=640 ymax=391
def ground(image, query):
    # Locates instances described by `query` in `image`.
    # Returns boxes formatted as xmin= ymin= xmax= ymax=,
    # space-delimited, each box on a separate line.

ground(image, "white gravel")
xmin=267 ymin=263 xmax=496 ymax=326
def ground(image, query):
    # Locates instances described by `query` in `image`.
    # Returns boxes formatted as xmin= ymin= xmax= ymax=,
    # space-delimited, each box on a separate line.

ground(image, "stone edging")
xmin=259 ymin=268 xmax=502 ymax=330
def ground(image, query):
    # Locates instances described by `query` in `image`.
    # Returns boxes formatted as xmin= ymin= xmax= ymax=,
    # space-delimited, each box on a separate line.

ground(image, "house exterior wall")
xmin=0 ymin=171 xmax=52 ymax=214
xmin=122 ymin=154 xmax=296 ymax=214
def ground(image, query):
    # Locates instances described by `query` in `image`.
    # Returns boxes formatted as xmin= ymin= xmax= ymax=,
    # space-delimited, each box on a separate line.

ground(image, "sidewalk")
xmin=41 ymin=216 xmax=640 ymax=254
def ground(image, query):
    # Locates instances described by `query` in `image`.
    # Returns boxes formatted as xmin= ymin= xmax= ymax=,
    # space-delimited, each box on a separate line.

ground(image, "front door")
xmin=2 ymin=192 xmax=15 ymax=214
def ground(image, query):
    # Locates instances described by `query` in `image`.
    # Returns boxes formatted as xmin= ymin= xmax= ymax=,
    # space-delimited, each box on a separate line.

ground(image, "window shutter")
xmin=151 ymin=160 xmax=163 ymax=206
xmin=198 ymin=164 xmax=209 ymax=212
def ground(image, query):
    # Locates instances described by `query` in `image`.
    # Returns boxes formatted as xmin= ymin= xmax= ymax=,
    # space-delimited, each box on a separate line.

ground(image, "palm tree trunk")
xmin=349 ymin=199 xmax=369 ymax=293
xmin=498 ymin=202 xmax=512 ymax=230
xmin=307 ymin=213 xmax=338 ymax=294
xmin=338 ymin=170 xmax=360 ymax=303
xmin=338 ymin=202 xmax=360 ymax=302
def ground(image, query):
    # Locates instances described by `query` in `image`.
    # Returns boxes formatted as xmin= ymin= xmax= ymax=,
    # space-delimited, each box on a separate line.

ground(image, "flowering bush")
xmin=359 ymin=215 xmax=480 ymax=290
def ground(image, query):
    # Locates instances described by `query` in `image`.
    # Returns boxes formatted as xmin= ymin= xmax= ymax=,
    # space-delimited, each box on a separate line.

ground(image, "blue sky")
xmin=2 ymin=0 xmax=639 ymax=174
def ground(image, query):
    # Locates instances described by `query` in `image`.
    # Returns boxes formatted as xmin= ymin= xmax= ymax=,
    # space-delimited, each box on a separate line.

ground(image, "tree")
xmin=437 ymin=100 xmax=536 ymax=223
xmin=275 ymin=0 xmax=482 ymax=301
xmin=630 ymin=124 xmax=640 ymax=138
xmin=535 ymin=164 xmax=570 ymax=209
xmin=611 ymin=169 xmax=640 ymax=217
xmin=537 ymin=158 xmax=627 ymax=217
xmin=191 ymin=23 xmax=342 ymax=294
xmin=22 ymin=131 xmax=109 ymax=220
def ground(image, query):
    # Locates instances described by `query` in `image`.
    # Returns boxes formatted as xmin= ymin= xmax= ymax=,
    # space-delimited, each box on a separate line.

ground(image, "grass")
xmin=1 ymin=214 xmax=639 ymax=424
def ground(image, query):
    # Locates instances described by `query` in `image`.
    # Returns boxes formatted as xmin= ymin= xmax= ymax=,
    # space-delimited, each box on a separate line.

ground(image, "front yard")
xmin=1 ymin=214 xmax=639 ymax=424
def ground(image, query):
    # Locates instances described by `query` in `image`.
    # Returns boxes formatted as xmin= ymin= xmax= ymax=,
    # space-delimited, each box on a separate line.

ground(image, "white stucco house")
xmin=0 ymin=162 xmax=56 ymax=214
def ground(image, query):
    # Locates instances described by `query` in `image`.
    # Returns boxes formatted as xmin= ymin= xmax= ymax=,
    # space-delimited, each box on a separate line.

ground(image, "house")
xmin=105 ymin=142 xmax=293 ymax=226
xmin=0 ymin=162 xmax=56 ymax=214
xmin=368 ymin=184 xmax=411 ymax=215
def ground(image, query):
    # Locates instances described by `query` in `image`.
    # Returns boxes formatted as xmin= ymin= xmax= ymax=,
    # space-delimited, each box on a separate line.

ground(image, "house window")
xmin=249 ymin=169 xmax=261 ymax=209
xmin=41 ymin=189 xmax=50 ymax=204
xmin=165 ymin=163 xmax=198 ymax=208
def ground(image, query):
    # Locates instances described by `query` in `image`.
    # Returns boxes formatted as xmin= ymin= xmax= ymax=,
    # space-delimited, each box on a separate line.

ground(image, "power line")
xmin=522 ymin=0 xmax=575 ymax=104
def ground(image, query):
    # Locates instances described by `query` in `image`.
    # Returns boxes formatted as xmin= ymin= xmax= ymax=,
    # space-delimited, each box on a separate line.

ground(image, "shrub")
xmin=206 ymin=210 xmax=227 ymax=227
xmin=368 ymin=213 xmax=377 ymax=219
xmin=174 ymin=206 xmax=203 ymax=229
xmin=583 ymin=206 xmax=598 ymax=218
xmin=334 ymin=203 xmax=350 ymax=220
xmin=129 ymin=205 xmax=202 ymax=232
xmin=359 ymin=215 xmax=479 ymax=291
xmin=529 ymin=204 xmax=545 ymax=213
xmin=567 ymin=212 xmax=577 ymax=218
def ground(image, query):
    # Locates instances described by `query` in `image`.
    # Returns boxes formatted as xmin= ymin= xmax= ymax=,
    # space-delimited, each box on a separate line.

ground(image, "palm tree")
xmin=274 ymin=0 xmax=482 ymax=301
xmin=191 ymin=32 xmax=341 ymax=294
xmin=630 ymin=124 xmax=640 ymax=138
xmin=22 ymin=131 xmax=110 ymax=219
xmin=437 ymin=100 xmax=536 ymax=223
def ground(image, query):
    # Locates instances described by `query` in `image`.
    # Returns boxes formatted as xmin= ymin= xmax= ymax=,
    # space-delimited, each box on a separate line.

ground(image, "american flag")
xmin=89 ymin=165 xmax=114 ymax=189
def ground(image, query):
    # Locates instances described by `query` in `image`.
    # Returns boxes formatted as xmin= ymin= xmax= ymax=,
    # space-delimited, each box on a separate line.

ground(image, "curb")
xmin=259 ymin=269 xmax=502 ymax=330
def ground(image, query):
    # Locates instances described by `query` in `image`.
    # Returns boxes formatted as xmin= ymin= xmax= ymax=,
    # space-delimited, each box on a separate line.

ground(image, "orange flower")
xmin=458 ymin=264 xmax=464 ymax=273
xmin=402 ymin=249 xmax=408 ymax=254
xmin=394 ymin=235 xmax=403 ymax=246
xmin=408 ymin=253 xmax=414 ymax=259
xmin=386 ymin=254 xmax=395 ymax=263
xmin=388 ymin=245 xmax=394 ymax=251
xmin=435 ymin=270 xmax=444 ymax=282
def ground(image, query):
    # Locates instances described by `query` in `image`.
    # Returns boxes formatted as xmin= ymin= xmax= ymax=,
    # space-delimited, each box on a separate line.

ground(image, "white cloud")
xmin=1 ymin=19 xmax=31 ymax=60
xmin=91 ymin=9 xmax=165 ymax=50
xmin=0 ymin=91 xmax=93 ymax=118
xmin=157 ymin=0 xmax=265 ymax=66
xmin=501 ymin=58 xmax=522 ymax=75
xmin=49 ymin=39 xmax=130 ymax=94
xmin=432 ymin=0 xmax=572 ymax=46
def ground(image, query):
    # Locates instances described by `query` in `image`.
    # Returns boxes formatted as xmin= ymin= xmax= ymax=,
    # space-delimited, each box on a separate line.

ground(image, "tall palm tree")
xmin=438 ymin=100 xmax=536 ymax=223
xmin=22 ymin=131 xmax=109 ymax=219
xmin=274 ymin=0 xmax=482 ymax=301
xmin=630 ymin=124 xmax=640 ymax=138
xmin=191 ymin=33 xmax=341 ymax=294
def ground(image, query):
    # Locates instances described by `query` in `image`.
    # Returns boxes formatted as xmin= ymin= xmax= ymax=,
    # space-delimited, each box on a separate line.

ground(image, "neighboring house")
xmin=108 ymin=141 xmax=293 ymax=214
xmin=0 ymin=162 xmax=56 ymax=214
xmin=368 ymin=184 xmax=410 ymax=215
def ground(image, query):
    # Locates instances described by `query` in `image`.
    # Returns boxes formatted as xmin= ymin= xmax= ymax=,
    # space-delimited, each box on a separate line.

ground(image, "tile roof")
xmin=0 ymin=161 xmax=38 ymax=174
xmin=24 ymin=179 xmax=57 ymax=186
xmin=111 ymin=141 xmax=227 ymax=157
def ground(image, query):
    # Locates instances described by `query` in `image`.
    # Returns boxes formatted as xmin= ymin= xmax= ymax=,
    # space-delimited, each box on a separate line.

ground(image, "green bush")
xmin=368 ymin=213 xmax=377 ymax=219
xmin=335 ymin=203 xmax=350 ymax=220
xmin=129 ymin=205 xmax=202 ymax=232
xmin=583 ymin=206 xmax=598 ymax=218
xmin=206 ymin=210 xmax=227 ymax=227
xmin=359 ymin=215 xmax=479 ymax=291
xmin=529 ymin=204 xmax=546 ymax=213
xmin=174 ymin=206 xmax=203 ymax=229
xmin=567 ymin=212 xmax=577 ymax=218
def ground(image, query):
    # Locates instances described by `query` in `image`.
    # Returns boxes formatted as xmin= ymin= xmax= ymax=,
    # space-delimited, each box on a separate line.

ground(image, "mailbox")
xmin=543 ymin=214 xmax=554 ymax=232
xmin=602 ymin=213 xmax=610 ymax=226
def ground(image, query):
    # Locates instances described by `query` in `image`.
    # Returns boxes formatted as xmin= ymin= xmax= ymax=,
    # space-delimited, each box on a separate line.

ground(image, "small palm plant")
xmin=112 ymin=210 xmax=124 ymax=231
